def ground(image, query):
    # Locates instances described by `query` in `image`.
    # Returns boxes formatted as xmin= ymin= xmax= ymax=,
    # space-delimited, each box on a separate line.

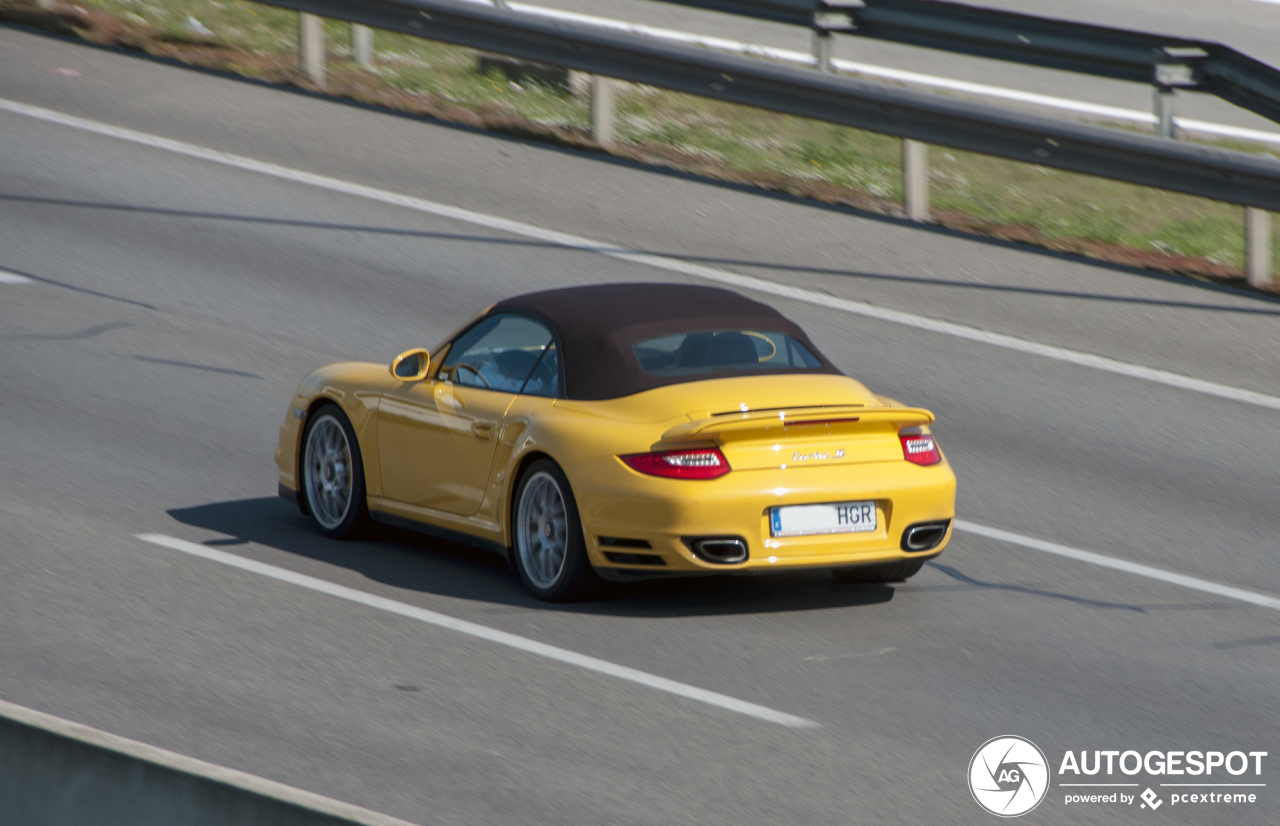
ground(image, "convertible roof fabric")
xmin=487 ymin=282 xmax=840 ymax=400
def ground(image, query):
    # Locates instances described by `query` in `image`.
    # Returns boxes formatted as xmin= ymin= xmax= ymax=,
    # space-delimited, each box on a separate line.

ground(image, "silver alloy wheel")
xmin=303 ymin=414 xmax=353 ymax=530
xmin=516 ymin=471 xmax=569 ymax=589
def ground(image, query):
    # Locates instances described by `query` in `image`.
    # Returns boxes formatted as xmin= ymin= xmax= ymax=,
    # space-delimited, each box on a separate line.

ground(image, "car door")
xmin=378 ymin=313 xmax=557 ymax=517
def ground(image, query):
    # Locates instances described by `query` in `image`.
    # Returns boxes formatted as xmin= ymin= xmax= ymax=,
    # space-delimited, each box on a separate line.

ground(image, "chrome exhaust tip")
xmin=901 ymin=520 xmax=951 ymax=552
xmin=683 ymin=536 xmax=749 ymax=564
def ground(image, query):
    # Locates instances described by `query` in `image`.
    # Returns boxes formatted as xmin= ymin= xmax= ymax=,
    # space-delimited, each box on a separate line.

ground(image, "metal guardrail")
xmin=850 ymin=1 xmax=1280 ymax=120
xmin=261 ymin=0 xmax=1274 ymax=285
xmin=655 ymin=0 xmax=1280 ymax=130
xmin=269 ymin=0 xmax=1280 ymax=208
xmin=636 ymin=0 xmax=824 ymax=27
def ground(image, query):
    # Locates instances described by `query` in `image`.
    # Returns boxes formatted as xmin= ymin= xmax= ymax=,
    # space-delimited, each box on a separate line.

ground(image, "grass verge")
xmin=5 ymin=0 xmax=1278 ymax=291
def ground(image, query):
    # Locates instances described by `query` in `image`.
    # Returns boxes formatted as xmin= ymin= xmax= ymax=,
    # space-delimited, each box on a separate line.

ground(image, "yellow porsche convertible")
xmin=276 ymin=283 xmax=955 ymax=600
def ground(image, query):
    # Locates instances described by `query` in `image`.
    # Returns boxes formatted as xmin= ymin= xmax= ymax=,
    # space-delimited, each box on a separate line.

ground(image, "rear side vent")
xmin=603 ymin=552 xmax=666 ymax=566
xmin=598 ymin=537 xmax=652 ymax=549
xmin=683 ymin=536 xmax=749 ymax=565
xmin=900 ymin=520 xmax=951 ymax=552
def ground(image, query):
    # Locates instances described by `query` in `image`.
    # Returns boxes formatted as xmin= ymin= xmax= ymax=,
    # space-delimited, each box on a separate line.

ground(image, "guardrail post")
xmin=352 ymin=24 xmax=374 ymax=67
xmin=592 ymin=77 xmax=616 ymax=147
xmin=902 ymin=139 xmax=930 ymax=222
xmin=812 ymin=30 xmax=833 ymax=73
xmin=298 ymin=12 xmax=325 ymax=86
xmin=1154 ymin=87 xmax=1177 ymax=139
xmin=1246 ymin=207 xmax=1273 ymax=289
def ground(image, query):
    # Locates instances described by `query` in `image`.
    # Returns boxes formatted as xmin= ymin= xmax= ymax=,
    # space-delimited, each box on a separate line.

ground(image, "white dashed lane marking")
xmin=135 ymin=533 xmax=821 ymax=729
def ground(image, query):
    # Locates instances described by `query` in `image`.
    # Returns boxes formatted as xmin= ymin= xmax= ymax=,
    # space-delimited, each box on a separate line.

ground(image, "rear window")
xmin=633 ymin=330 xmax=823 ymax=377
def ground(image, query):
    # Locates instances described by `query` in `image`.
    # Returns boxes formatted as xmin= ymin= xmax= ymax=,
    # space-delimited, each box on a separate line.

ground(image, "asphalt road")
xmin=539 ymin=0 xmax=1280 ymax=134
xmin=2 ymin=24 xmax=1280 ymax=825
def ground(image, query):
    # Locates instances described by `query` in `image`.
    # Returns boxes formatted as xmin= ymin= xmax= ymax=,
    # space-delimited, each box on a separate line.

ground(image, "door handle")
xmin=472 ymin=422 xmax=495 ymax=440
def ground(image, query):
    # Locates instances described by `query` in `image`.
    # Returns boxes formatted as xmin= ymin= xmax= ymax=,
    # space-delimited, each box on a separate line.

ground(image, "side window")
xmin=440 ymin=314 xmax=556 ymax=394
xmin=521 ymin=342 xmax=559 ymax=398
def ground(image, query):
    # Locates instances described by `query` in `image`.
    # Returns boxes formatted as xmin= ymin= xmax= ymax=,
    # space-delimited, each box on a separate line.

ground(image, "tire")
xmin=300 ymin=403 xmax=369 ymax=539
xmin=511 ymin=459 xmax=599 ymax=601
xmin=831 ymin=558 xmax=925 ymax=584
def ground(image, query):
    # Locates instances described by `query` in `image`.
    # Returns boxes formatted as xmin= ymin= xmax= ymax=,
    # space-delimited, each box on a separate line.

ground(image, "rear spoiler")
xmin=662 ymin=406 xmax=934 ymax=441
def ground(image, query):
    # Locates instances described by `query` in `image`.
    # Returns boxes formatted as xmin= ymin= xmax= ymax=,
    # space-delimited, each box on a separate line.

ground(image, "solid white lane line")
xmin=135 ymin=533 xmax=819 ymax=729
xmin=5 ymin=97 xmax=1279 ymax=414
xmin=0 ymin=269 xmax=35 ymax=284
xmin=954 ymin=520 xmax=1280 ymax=612
xmin=506 ymin=2 xmax=1280 ymax=146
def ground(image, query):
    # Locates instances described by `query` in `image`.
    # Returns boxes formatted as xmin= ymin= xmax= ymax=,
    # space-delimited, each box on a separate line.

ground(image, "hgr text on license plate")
xmin=770 ymin=501 xmax=877 ymax=537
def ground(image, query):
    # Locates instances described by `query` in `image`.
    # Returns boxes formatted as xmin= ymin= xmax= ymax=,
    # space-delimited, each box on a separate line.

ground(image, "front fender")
xmin=275 ymin=361 xmax=396 ymax=499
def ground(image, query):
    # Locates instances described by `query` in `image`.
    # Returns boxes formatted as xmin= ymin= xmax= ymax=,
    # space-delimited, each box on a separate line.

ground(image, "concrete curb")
xmin=0 ymin=697 xmax=421 ymax=826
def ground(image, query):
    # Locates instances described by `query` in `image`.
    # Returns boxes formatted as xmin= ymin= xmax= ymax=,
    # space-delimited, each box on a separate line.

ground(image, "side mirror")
xmin=390 ymin=348 xmax=431 ymax=381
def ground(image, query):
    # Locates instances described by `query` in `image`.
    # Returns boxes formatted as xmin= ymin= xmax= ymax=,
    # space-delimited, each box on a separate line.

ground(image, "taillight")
xmin=621 ymin=447 xmax=731 ymax=479
xmin=900 ymin=432 xmax=942 ymax=466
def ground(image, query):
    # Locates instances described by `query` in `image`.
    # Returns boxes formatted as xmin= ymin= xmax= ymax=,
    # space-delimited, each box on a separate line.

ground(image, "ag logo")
xmin=969 ymin=736 xmax=1050 ymax=817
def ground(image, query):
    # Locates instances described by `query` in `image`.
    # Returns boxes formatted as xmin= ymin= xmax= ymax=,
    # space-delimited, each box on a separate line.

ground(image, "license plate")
xmin=770 ymin=500 xmax=877 ymax=537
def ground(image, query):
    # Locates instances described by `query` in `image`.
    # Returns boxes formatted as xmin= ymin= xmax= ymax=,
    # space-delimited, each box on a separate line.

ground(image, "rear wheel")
xmin=301 ymin=404 xmax=368 ymax=539
xmin=831 ymin=558 xmax=925 ymax=584
xmin=512 ymin=459 xmax=598 ymax=601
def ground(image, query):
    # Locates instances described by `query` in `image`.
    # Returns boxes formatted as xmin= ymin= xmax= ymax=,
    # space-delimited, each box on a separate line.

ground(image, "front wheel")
xmin=831 ymin=558 xmax=925 ymax=584
xmin=512 ymin=459 xmax=598 ymax=601
xmin=301 ymin=404 xmax=369 ymax=538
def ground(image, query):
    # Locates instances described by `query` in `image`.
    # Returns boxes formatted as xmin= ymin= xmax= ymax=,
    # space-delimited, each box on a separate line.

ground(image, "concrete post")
xmin=352 ymin=24 xmax=374 ymax=67
xmin=902 ymin=139 xmax=930 ymax=222
xmin=1154 ymin=87 xmax=1177 ymax=139
xmin=812 ymin=30 xmax=833 ymax=73
xmin=298 ymin=13 xmax=325 ymax=87
xmin=592 ymin=76 xmax=616 ymax=147
xmin=1246 ymin=207 xmax=1273 ymax=290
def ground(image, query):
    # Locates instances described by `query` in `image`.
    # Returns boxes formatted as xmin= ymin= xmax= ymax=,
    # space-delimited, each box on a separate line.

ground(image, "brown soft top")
xmin=487 ymin=282 xmax=840 ymax=400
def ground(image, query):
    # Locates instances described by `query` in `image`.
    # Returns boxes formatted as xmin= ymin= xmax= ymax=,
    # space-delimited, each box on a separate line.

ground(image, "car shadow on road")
xmin=167 ymin=497 xmax=896 ymax=617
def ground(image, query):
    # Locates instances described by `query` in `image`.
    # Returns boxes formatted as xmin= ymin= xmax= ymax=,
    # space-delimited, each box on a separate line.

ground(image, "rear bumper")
xmin=569 ymin=455 xmax=956 ymax=575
